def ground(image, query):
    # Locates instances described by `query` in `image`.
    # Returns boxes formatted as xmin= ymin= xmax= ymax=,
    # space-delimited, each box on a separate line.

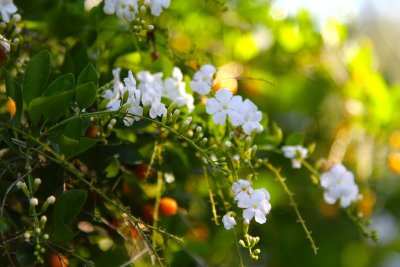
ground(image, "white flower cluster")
xmin=223 ymin=179 xmax=271 ymax=230
xmin=0 ymin=0 xmax=17 ymax=23
xmin=205 ymin=89 xmax=263 ymax=135
xmin=103 ymin=0 xmax=170 ymax=22
xmin=103 ymin=67 xmax=193 ymax=125
xmin=189 ymin=64 xmax=263 ymax=135
xmin=281 ymin=145 xmax=308 ymax=169
xmin=320 ymin=164 xmax=360 ymax=208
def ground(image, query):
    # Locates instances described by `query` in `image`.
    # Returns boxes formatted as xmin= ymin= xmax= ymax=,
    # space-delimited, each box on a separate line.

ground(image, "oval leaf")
xmin=44 ymin=73 xmax=75 ymax=96
xmin=78 ymin=63 xmax=98 ymax=86
xmin=22 ymin=50 xmax=51 ymax=104
xmin=76 ymin=82 xmax=97 ymax=109
xmin=52 ymin=189 xmax=87 ymax=226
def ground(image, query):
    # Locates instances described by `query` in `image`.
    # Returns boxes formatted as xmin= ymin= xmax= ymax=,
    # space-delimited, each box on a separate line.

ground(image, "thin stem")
xmin=202 ymin=164 xmax=219 ymax=226
xmin=264 ymin=162 xmax=319 ymax=254
xmin=302 ymin=160 xmax=321 ymax=183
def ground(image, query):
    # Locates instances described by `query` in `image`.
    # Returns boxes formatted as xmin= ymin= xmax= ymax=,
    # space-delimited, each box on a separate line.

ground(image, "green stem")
xmin=202 ymin=164 xmax=219 ymax=226
xmin=264 ymin=162 xmax=319 ymax=254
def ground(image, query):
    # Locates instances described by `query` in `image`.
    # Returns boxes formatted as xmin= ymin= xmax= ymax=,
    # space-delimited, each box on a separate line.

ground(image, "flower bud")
xmin=43 ymin=234 xmax=49 ymax=240
xmin=46 ymin=196 xmax=56 ymax=204
xmin=24 ymin=231 xmax=31 ymax=241
xmin=30 ymin=198 xmax=39 ymax=206
xmin=34 ymin=178 xmax=42 ymax=186
xmin=224 ymin=141 xmax=232 ymax=148
xmin=147 ymin=24 xmax=154 ymax=31
xmin=16 ymin=181 xmax=26 ymax=190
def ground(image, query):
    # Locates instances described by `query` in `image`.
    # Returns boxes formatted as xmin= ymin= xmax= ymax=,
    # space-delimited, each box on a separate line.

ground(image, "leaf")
xmin=52 ymin=189 xmax=87 ymax=226
xmin=22 ymin=50 xmax=51 ymax=104
xmin=104 ymin=158 xmax=120 ymax=178
xmin=12 ymin=81 xmax=23 ymax=127
xmin=70 ymin=137 xmax=98 ymax=158
xmin=64 ymin=117 xmax=83 ymax=139
xmin=75 ymin=82 xmax=97 ymax=109
xmin=28 ymin=89 xmax=75 ymax=123
xmin=16 ymin=242 xmax=35 ymax=265
xmin=50 ymin=223 xmax=75 ymax=244
xmin=44 ymin=73 xmax=75 ymax=96
xmin=78 ymin=63 xmax=98 ymax=86
xmin=285 ymin=133 xmax=304 ymax=146
xmin=3 ymin=68 xmax=14 ymax=97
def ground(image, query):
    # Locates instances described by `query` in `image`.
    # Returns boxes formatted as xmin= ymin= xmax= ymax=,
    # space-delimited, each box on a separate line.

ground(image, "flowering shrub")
xmin=1 ymin=0 xmax=397 ymax=266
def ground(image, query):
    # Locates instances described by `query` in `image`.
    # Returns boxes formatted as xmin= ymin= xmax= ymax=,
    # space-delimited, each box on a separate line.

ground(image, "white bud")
xmin=30 ymin=198 xmax=39 ymax=206
xmin=16 ymin=181 xmax=26 ymax=189
xmin=40 ymin=216 xmax=47 ymax=224
xmin=140 ymin=5 xmax=146 ymax=13
xmin=224 ymin=141 xmax=232 ymax=148
xmin=245 ymin=136 xmax=251 ymax=143
xmin=35 ymin=228 xmax=41 ymax=234
xmin=43 ymin=234 xmax=49 ymax=240
xmin=12 ymin=37 xmax=19 ymax=44
xmin=34 ymin=178 xmax=42 ymax=187
xmin=0 ymin=22 xmax=6 ymax=29
xmin=147 ymin=24 xmax=154 ymax=31
xmin=46 ymin=196 xmax=56 ymax=204
xmin=173 ymin=109 xmax=180 ymax=116
xmin=110 ymin=118 xmax=117 ymax=125
xmin=24 ymin=232 xmax=31 ymax=240
xmin=233 ymin=154 xmax=240 ymax=161
xmin=12 ymin=14 xmax=21 ymax=22
xmin=14 ymin=27 xmax=21 ymax=34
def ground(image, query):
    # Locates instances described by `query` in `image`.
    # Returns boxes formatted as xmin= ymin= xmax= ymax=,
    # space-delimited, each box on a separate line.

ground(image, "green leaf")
xmin=3 ymin=68 xmax=14 ymax=97
xmin=285 ymin=133 xmax=304 ymax=146
xmin=28 ymin=89 xmax=75 ymax=123
xmin=22 ymin=50 xmax=51 ymax=104
xmin=16 ymin=242 xmax=35 ymax=265
xmin=78 ymin=63 xmax=98 ymax=86
xmin=50 ymin=223 xmax=75 ymax=244
xmin=52 ymin=189 xmax=87 ymax=226
xmin=71 ymin=137 xmax=98 ymax=158
xmin=64 ymin=117 xmax=83 ymax=139
xmin=76 ymin=82 xmax=97 ymax=109
xmin=44 ymin=73 xmax=75 ymax=96
xmin=104 ymin=157 xmax=120 ymax=178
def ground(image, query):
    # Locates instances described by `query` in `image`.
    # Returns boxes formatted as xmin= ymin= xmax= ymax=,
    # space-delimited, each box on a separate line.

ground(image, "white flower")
xmin=281 ymin=145 xmax=308 ymax=169
xmin=222 ymin=212 xmax=237 ymax=230
xmin=104 ymin=0 xmax=138 ymax=22
xmin=190 ymin=64 xmax=216 ymax=95
xmin=238 ymin=99 xmax=263 ymax=135
xmin=137 ymin=70 xmax=163 ymax=105
xmin=162 ymin=67 xmax=194 ymax=111
xmin=124 ymin=90 xmax=143 ymax=126
xmin=149 ymin=100 xmax=167 ymax=119
xmin=104 ymin=0 xmax=118 ymax=14
xmin=320 ymin=164 xmax=360 ymax=208
xmin=0 ymin=0 xmax=17 ymax=23
xmin=237 ymin=189 xmax=271 ymax=224
xmin=115 ymin=0 xmax=138 ymax=22
xmin=103 ymin=68 xmax=123 ymax=111
xmin=231 ymin=179 xmax=253 ymax=202
xmin=147 ymin=0 xmax=170 ymax=16
xmin=206 ymin=88 xmax=243 ymax=125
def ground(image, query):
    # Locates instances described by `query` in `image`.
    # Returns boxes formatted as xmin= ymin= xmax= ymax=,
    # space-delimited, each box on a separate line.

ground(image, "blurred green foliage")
xmin=1 ymin=0 xmax=400 ymax=266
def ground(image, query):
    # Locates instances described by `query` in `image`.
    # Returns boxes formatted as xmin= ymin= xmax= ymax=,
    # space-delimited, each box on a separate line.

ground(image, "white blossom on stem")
xmin=237 ymin=189 xmax=271 ymax=224
xmin=206 ymin=88 xmax=243 ymax=126
xmin=320 ymin=164 xmax=360 ymax=208
xmin=222 ymin=212 xmax=237 ymax=230
xmin=281 ymin=145 xmax=308 ymax=169
xmin=0 ymin=0 xmax=17 ymax=23
xmin=190 ymin=64 xmax=216 ymax=95
xmin=238 ymin=99 xmax=263 ymax=135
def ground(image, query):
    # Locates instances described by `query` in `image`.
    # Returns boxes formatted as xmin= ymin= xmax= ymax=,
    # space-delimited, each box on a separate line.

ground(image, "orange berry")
xmin=388 ymin=152 xmax=400 ymax=174
xmin=48 ymin=253 xmax=69 ymax=267
xmin=6 ymin=97 xmax=16 ymax=117
xmin=159 ymin=197 xmax=178 ymax=216
xmin=85 ymin=125 xmax=100 ymax=139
